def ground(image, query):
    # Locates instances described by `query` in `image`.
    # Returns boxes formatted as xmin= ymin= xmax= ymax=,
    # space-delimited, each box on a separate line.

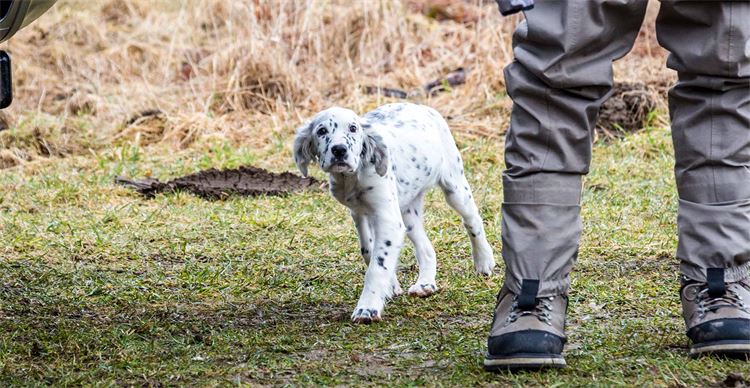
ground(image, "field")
xmin=1 ymin=0 xmax=748 ymax=386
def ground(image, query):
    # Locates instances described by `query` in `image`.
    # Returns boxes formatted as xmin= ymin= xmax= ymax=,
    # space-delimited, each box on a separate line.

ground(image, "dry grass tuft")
xmin=2 ymin=0 xmax=670 ymax=168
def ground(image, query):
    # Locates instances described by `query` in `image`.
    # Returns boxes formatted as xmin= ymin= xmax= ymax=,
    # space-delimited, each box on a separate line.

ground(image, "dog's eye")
xmin=348 ymin=124 xmax=357 ymax=133
xmin=316 ymin=127 xmax=328 ymax=136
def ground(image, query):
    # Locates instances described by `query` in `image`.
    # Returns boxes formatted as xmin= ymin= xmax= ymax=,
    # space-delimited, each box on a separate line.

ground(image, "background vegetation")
xmin=1 ymin=0 xmax=746 ymax=386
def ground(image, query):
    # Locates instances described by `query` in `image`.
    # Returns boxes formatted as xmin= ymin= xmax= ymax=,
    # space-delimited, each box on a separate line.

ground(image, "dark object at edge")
xmin=0 ymin=51 xmax=11 ymax=109
xmin=495 ymin=0 xmax=534 ymax=16
xmin=0 ymin=0 xmax=59 ymax=109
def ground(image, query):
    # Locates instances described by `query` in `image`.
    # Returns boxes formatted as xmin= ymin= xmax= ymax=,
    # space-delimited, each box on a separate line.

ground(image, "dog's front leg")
xmin=351 ymin=210 xmax=405 ymax=324
xmin=351 ymin=211 xmax=373 ymax=265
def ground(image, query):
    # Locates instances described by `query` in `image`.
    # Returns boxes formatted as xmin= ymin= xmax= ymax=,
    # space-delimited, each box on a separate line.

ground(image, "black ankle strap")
xmin=706 ymin=268 xmax=726 ymax=298
xmin=518 ymin=279 xmax=539 ymax=310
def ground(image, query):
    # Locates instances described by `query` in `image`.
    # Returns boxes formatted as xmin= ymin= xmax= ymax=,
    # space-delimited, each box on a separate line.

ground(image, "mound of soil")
xmin=713 ymin=373 xmax=749 ymax=388
xmin=597 ymin=82 xmax=659 ymax=140
xmin=116 ymin=166 xmax=324 ymax=199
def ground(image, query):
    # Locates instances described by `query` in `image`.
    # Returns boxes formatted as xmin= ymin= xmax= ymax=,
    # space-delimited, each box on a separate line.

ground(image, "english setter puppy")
xmin=293 ymin=103 xmax=495 ymax=324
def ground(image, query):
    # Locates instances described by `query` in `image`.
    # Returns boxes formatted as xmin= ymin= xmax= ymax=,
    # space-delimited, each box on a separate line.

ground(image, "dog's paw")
xmin=351 ymin=307 xmax=382 ymax=324
xmin=474 ymin=257 xmax=495 ymax=276
xmin=392 ymin=281 xmax=404 ymax=298
xmin=408 ymin=283 xmax=438 ymax=298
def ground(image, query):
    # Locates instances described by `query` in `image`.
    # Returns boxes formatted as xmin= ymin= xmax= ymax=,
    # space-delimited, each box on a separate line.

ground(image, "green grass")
xmin=1 ymin=121 xmax=747 ymax=386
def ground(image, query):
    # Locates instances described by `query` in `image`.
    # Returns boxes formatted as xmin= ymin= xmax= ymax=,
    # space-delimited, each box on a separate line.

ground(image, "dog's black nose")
xmin=331 ymin=145 xmax=348 ymax=159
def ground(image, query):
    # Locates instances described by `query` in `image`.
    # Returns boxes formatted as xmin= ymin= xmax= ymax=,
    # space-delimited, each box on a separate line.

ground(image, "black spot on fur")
xmin=411 ymin=157 xmax=416 ymax=162
xmin=368 ymin=111 xmax=386 ymax=121
xmin=407 ymin=225 xmax=413 ymax=232
xmin=385 ymin=240 xmax=392 ymax=246
xmin=367 ymin=186 xmax=374 ymax=191
xmin=377 ymin=256 xmax=386 ymax=269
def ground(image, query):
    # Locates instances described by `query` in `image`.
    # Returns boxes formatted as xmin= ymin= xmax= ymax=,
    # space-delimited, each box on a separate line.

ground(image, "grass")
xmin=2 ymin=120 xmax=748 ymax=386
xmin=0 ymin=0 xmax=745 ymax=385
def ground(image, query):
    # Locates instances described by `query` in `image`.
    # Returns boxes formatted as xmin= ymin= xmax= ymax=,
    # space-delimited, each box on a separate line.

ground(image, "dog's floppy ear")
xmin=293 ymin=121 xmax=316 ymax=177
xmin=362 ymin=127 xmax=388 ymax=177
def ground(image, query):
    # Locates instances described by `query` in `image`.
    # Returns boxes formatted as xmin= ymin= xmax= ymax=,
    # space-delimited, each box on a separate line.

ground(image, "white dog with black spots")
xmin=293 ymin=102 xmax=495 ymax=323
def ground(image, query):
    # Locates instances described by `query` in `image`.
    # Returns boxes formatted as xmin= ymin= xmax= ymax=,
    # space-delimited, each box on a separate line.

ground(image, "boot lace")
xmin=690 ymin=284 xmax=748 ymax=319
xmin=506 ymin=296 xmax=555 ymax=326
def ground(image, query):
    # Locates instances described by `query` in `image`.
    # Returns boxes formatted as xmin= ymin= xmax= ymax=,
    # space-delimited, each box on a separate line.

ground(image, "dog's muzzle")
xmin=328 ymin=144 xmax=354 ymax=173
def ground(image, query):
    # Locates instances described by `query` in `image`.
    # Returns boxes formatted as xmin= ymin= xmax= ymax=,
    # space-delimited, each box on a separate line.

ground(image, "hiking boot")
xmin=681 ymin=269 xmax=750 ymax=359
xmin=484 ymin=280 xmax=567 ymax=370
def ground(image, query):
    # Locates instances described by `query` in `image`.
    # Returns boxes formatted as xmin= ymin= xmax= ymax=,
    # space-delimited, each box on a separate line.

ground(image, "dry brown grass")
xmin=1 ymin=0 xmax=672 ymax=169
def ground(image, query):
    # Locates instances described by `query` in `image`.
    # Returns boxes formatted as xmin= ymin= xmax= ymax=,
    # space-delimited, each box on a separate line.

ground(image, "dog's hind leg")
xmin=402 ymin=193 xmax=439 ymax=297
xmin=439 ymin=173 xmax=496 ymax=275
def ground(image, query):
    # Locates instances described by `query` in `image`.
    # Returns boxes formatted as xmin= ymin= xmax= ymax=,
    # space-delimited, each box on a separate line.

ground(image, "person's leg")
xmin=485 ymin=0 xmax=648 ymax=370
xmin=656 ymin=0 xmax=750 ymax=358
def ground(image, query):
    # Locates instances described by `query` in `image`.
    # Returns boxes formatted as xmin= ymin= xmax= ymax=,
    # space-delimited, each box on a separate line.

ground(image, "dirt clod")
xmin=125 ymin=109 xmax=164 ymax=126
xmin=714 ymin=373 xmax=749 ymax=388
xmin=424 ymin=67 xmax=466 ymax=96
xmin=362 ymin=86 xmax=408 ymax=99
xmin=597 ymin=82 xmax=658 ymax=140
xmin=363 ymin=67 xmax=467 ymax=99
xmin=116 ymin=166 xmax=324 ymax=199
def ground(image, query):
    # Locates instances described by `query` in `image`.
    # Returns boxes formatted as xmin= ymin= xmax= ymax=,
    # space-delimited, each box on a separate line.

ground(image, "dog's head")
xmin=293 ymin=107 xmax=387 ymax=177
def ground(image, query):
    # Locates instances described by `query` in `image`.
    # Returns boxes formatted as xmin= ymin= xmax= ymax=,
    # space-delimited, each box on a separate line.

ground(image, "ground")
xmin=2 ymin=123 xmax=749 ymax=386
xmin=0 ymin=0 xmax=748 ymax=386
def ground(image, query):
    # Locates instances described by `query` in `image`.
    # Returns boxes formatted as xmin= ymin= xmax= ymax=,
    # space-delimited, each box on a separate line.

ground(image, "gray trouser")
xmin=502 ymin=0 xmax=750 ymax=297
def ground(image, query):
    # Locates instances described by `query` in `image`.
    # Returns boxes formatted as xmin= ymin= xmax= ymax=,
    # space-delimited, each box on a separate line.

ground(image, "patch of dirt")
xmin=116 ymin=166 xmax=324 ymax=199
xmin=712 ymin=373 xmax=749 ymax=388
xmin=597 ymin=82 xmax=659 ymax=140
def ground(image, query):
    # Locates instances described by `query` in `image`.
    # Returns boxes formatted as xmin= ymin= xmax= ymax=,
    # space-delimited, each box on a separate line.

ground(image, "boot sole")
xmin=484 ymin=354 xmax=566 ymax=371
xmin=689 ymin=340 xmax=750 ymax=359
